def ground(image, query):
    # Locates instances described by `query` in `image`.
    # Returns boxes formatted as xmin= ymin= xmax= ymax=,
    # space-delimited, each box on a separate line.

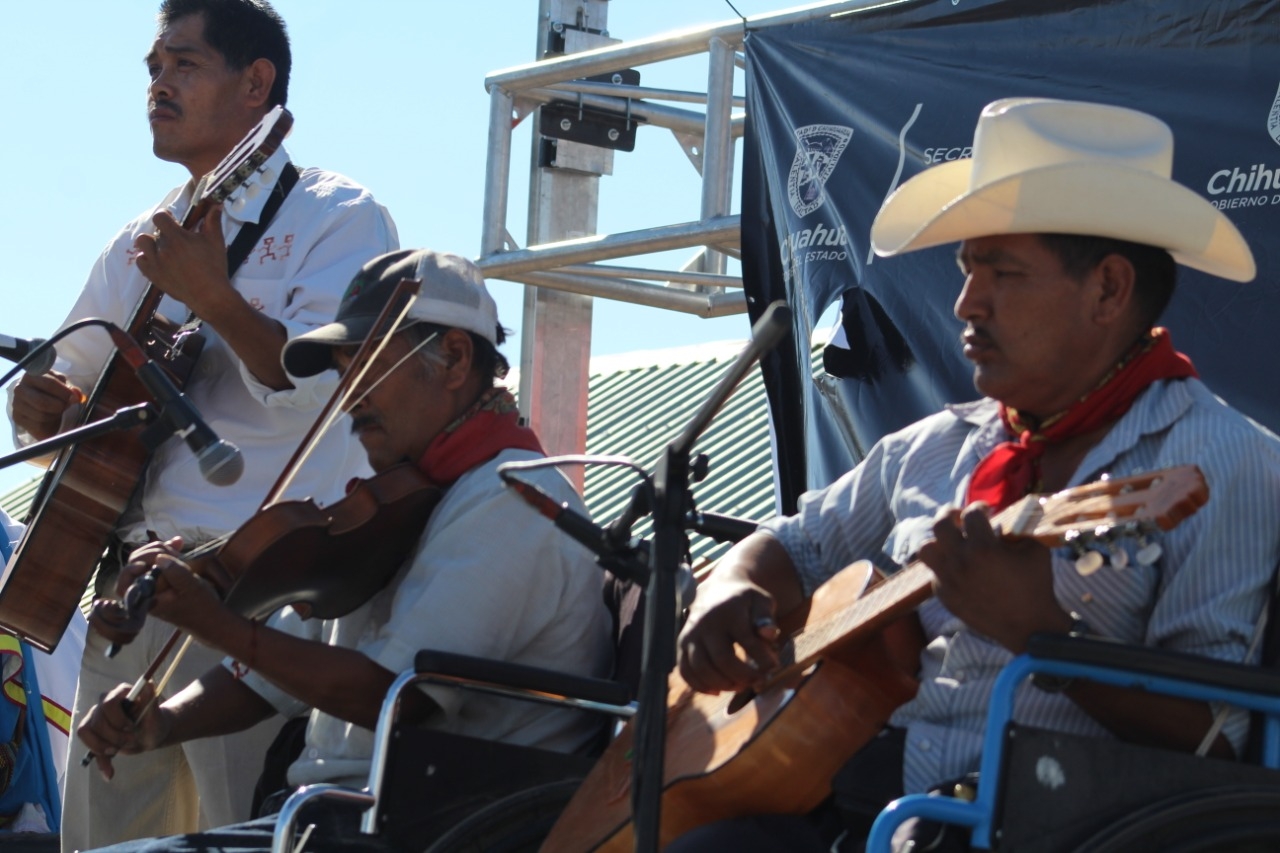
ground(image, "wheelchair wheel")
xmin=421 ymin=778 xmax=581 ymax=853
xmin=1067 ymin=785 xmax=1280 ymax=852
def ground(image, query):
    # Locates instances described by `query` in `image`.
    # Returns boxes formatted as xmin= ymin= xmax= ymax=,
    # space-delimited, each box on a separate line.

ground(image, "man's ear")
xmin=242 ymin=58 xmax=276 ymax=110
xmin=1092 ymin=252 xmax=1137 ymax=328
xmin=438 ymin=329 xmax=475 ymax=390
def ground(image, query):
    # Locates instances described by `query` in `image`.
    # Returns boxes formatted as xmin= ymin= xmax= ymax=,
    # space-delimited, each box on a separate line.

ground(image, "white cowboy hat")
xmin=870 ymin=98 xmax=1256 ymax=282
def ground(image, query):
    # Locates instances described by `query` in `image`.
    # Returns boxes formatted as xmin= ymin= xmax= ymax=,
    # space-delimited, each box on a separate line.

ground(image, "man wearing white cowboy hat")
xmin=671 ymin=98 xmax=1280 ymax=852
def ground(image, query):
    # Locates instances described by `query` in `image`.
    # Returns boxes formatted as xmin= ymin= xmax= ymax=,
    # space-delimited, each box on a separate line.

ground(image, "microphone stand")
xmin=630 ymin=301 xmax=792 ymax=853
xmin=0 ymin=403 xmax=160 ymax=470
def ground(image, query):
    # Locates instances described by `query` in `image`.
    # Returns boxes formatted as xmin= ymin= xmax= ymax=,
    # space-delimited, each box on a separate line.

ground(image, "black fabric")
xmin=250 ymin=715 xmax=309 ymax=819
xmin=829 ymin=726 xmax=907 ymax=838
xmin=603 ymin=573 xmax=644 ymax=700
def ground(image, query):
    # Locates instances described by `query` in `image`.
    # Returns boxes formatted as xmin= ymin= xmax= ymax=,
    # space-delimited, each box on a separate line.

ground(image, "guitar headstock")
xmin=186 ymin=105 xmax=294 ymax=225
xmin=996 ymin=465 xmax=1209 ymax=549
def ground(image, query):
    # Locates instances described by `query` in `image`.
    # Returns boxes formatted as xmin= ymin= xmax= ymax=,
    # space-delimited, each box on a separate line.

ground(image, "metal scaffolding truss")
xmin=478 ymin=0 xmax=888 ymax=317
xmin=477 ymin=0 xmax=889 ymax=463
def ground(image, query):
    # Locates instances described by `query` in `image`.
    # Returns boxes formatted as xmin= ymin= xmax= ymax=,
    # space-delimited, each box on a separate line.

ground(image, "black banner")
xmin=743 ymin=0 xmax=1280 ymax=506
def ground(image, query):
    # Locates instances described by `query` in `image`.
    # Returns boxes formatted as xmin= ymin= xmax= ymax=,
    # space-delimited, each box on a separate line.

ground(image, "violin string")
xmin=338 ymin=330 xmax=440 ymax=413
xmin=274 ymin=295 xmax=420 ymax=500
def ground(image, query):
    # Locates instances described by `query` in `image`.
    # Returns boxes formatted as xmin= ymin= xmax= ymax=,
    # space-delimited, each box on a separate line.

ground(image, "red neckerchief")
xmin=966 ymin=328 xmax=1197 ymax=512
xmin=416 ymin=387 xmax=545 ymax=488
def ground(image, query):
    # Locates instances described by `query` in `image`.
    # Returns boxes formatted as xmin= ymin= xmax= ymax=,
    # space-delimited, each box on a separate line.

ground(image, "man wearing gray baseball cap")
xmin=77 ymin=249 xmax=614 ymax=850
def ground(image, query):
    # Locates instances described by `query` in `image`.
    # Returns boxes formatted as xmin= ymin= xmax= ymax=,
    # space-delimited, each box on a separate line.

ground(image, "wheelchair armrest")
xmin=1026 ymin=634 xmax=1280 ymax=697
xmin=271 ymin=784 xmax=375 ymax=853
xmin=414 ymin=650 xmax=632 ymax=707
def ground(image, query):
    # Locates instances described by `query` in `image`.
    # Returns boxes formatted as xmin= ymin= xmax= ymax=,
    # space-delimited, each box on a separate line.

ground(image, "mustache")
xmin=149 ymin=98 xmax=182 ymax=117
xmin=350 ymin=413 xmax=380 ymax=433
xmin=962 ymin=326 xmax=994 ymax=346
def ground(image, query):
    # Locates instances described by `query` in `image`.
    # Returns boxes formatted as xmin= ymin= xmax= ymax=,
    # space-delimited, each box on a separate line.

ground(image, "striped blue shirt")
xmin=765 ymin=378 xmax=1280 ymax=793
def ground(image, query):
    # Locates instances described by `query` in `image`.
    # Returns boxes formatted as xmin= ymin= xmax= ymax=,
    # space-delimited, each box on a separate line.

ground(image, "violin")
xmin=90 ymin=463 xmax=442 ymax=647
xmin=87 ymin=277 xmax=427 ymax=681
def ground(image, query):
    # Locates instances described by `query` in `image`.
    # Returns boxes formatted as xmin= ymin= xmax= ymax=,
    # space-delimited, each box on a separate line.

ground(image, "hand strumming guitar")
xmin=11 ymin=370 xmax=85 ymax=445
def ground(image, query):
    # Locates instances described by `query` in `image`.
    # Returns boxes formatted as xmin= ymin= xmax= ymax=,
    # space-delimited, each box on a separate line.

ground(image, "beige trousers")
xmin=60 ymin=616 xmax=285 ymax=851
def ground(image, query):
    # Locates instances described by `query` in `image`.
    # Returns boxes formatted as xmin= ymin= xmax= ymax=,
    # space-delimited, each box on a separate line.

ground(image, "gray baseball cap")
xmin=283 ymin=248 xmax=499 ymax=378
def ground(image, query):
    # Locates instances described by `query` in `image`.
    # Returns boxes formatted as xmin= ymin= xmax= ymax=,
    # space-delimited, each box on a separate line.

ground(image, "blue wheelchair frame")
xmin=866 ymin=634 xmax=1280 ymax=852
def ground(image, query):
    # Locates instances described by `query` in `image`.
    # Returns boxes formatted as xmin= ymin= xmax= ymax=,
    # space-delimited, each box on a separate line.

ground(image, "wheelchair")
xmin=271 ymin=620 xmax=1280 ymax=853
xmin=269 ymin=571 xmax=647 ymax=853
xmin=865 ymin=633 xmax=1280 ymax=852
xmin=269 ymin=647 xmax=638 ymax=852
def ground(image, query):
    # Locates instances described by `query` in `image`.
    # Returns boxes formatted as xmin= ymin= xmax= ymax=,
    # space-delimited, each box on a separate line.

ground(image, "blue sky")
xmin=0 ymin=0 xmax=791 ymax=494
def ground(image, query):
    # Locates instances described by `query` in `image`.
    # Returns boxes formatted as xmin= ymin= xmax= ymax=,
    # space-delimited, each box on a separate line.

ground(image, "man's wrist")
xmin=1030 ymin=612 xmax=1092 ymax=693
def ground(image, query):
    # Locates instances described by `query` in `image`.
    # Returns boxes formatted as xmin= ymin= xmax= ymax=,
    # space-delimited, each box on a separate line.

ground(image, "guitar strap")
xmin=225 ymin=162 xmax=300 ymax=276
xmin=175 ymin=162 xmax=301 ymax=337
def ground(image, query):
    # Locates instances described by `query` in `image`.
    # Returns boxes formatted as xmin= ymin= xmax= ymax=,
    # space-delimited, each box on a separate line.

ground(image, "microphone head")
xmin=197 ymin=440 xmax=245 ymax=487
xmin=25 ymin=340 xmax=55 ymax=375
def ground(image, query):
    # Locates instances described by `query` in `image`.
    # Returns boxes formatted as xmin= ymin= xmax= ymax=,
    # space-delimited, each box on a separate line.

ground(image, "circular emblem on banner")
xmin=1269 ymin=81 xmax=1280 ymax=147
xmin=787 ymin=124 xmax=854 ymax=217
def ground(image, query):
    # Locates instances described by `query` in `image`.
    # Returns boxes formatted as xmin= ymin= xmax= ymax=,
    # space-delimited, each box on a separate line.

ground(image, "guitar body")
xmin=540 ymin=561 xmax=924 ymax=852
xmin=0 ymin=106 xmax=293 ymax=653
xmin=0 ymin=319 xmax=203 ymax=652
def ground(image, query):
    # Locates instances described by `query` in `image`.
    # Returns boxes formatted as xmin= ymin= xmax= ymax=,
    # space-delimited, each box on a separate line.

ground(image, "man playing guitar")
xmin=8 ymin=0 xmax=396 ymax=846
xmin=672 ymin=98 xmax=1280 ymax=851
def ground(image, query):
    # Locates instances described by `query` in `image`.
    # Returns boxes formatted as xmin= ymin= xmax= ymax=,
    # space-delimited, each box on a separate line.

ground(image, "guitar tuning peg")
xmin=258 ymin=166 xmax=277 ymax=185
xmin=1108 ymin=543 xmax=1130 ymax=570
xmin=1075 ymin=550 xmax=1105 ymax=576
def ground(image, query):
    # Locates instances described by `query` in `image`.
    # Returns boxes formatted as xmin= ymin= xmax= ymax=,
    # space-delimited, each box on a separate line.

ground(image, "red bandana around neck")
xmin=966 ymin=328 xmax=1196 ymax=512
xmin=416 ymin=388 xmax=545 ymax=488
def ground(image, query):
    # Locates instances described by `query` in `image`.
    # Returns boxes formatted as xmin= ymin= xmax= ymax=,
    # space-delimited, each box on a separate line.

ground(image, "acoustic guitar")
xmin=0 ymin=106 xmax=294 ymax=652
xmin=540 ymin=465 xmax=1209 ymax=852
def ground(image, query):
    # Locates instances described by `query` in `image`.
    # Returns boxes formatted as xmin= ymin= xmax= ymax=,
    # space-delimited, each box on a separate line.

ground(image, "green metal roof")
xmin=0 ymin=474 xmax=41 ymax=525
xmin=582 ymin=341 xmax=778 ymax=569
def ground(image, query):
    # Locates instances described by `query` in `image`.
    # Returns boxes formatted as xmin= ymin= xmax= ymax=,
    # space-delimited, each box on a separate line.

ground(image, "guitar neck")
xmin=755 ymin=465 xmax=1209 ymax=690
xmin=766 ymin=561 xmax=933 ymax=688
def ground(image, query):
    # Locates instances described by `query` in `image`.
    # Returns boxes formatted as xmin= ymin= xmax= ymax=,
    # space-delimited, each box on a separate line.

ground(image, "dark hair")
xmin=158 ymin=0 xmax=291 ymax=107
xmin=1037 ymin=234 xmax=1177 ymax=328
xmin=403 ymin=322 xmax=511 ymax=385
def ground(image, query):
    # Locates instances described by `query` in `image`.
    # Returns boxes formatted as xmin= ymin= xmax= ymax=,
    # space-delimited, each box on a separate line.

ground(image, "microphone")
xmin=0 ymin=333 xmax=56 ymax=375
xmin=496 ymin=470 xmax=704 ymax=606
xmin=498 ymin=469 xmax=611 ymax=557
xmin=689 ymin=511 xmax=757 ymax=544
xmin=106 ymin=326 xmax=244 ymax=487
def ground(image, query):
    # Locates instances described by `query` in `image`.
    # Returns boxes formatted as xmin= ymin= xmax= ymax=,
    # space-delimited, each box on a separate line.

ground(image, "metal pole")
xmin=700 ymin=36 xmax=737 ymax=277
xmin=487 ymin=0 xmax=909 ymax=93
xmin=481 ymin=86 xmax=515 ymax=257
